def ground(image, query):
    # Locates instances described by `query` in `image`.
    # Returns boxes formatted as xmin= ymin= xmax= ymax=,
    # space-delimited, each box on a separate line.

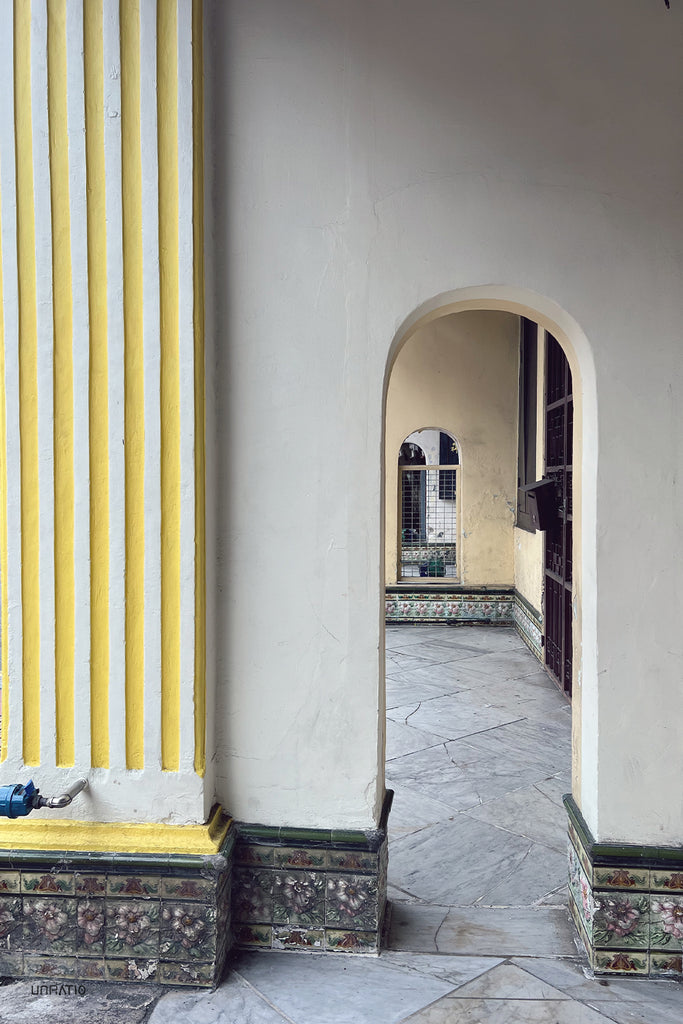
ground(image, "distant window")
xmin=517 ymin=317 xmax=537 ymax=532
xmin=438 ymin=431 xmax=459 ymax=500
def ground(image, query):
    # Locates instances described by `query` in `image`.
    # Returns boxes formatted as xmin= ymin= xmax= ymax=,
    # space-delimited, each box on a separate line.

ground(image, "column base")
xmin=0 ymin=810 xmax=235 ymax=987
xmin=565 ymin=795 xmax=683 ymax=979
xmin=232 ymin=791 xmax=392 ymax=954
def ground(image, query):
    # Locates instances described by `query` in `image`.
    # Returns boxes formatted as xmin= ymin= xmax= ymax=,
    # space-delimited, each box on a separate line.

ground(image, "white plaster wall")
xmin=385 ymin=312 xmax=519 ymax=586
xmin=206 ymin=0 xmax=683 ymax=843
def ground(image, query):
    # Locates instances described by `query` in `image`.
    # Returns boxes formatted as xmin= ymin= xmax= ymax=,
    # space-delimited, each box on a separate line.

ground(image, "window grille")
xmin=399 ymin=465 xmax=459 ymax=579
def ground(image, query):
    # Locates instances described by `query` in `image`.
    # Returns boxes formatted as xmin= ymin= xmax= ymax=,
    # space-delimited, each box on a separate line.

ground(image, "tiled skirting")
xmin=385 ymin=586 xmax=514 ymax=625
xmin=0 ymin=822 xmax=235 ymax=987
xmin=565 ymin=795 xmax=683 ymax=978
xmin=232 ymin=792 xmax=392 ymax=955
xmin=512 ymin=593 xmax=543 ymax=661
xmin=385 ymin=586 xmax=544 ymax=664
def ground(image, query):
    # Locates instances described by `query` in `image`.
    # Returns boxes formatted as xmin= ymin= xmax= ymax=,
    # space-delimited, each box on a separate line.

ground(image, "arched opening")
xmin=380 ymin=285 xmax=598 ymax=915
xmin=398 ymin=430 xmax=460 ymax=581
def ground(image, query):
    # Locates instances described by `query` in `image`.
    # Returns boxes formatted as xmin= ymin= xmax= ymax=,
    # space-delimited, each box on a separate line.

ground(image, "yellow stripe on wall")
xmin=158 ymin=0 xmax=181 ymax=772
xmin=14 ymin=3 xmax=41 ymax=767
xmin=47 ymin=0 xmax=75 ymax=768
xmin=121 ymin=0 xmax=145 ymax=770
xmin=0 ymin=176 xmax=8 ymax=763
xmin=85 ymin=0 xmax=110 ymax=769
xmin=192 ymin=0 xmax=206 ymax=776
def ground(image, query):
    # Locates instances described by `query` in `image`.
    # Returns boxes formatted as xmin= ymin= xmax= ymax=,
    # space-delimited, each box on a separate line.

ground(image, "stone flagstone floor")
xmin=0 ymin=625 xmax=680 ymax=1022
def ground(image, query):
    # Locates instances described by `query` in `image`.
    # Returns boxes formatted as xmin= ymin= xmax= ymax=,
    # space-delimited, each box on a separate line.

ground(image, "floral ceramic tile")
xmin=274 ymin=848 xmax=326 ymax=870
xmin=76 ymin=899 xmax=105 ymax=955
xmin=105 ymin=957 xmax=158 ymax=983
xmin=593 ymin=866 xmax=648 ymax=891
xmin=651 ymin=869 xmax=683 ymax=893
xmin=327 ymin=851 xmax=377 ymax=873
xmin=273 ymin=926 xmax=323 ymax=951
xmin=24 ymin=955 xmax=78 ymax=979
xmin=234 ymin=923 xmax=272 ymax=947
xmin=160 ymin=900 xmax=216 ymax=960
xmin=326 ymin=929 xmax=377 ymax=952
xmin=106 ymin=875 xmax=160 ymax=898
xmin=23 ymin=897 xmax=77 ymax=954
xmin=0 ymin=872 xmax=20 ymax=895
xmin=74 ymin=874 xmax=106 ymax=897
xmin=272 ymin=871 xmax=325 ymax=927
xmin=233 ymin=868 xmax=273 ymax=924
xmin=650 ymin=952 xmax=683 ymax=975
xmin=593 ymin=950 xmax=648 ymax=975
xmin=158 ymin=961 xmax=214 ymax=986
xmin=593 ymin=892 xmax=649 ymax=950
xmin=234 ymin=843 xmax=274 ymax=868
xmin=160 ymin=877 xmax=214 ymax=901
xmin=76 ymin=958 xmax=106 ymax=981
xmin=0 ymin=951 xmax=23 ymax=977
xmin=21 ymin=873 xmax=74 ymax=895
xmin=650 ymin=894 xmax=683 ymax=951
xmin=105 ymin=899 xmax=159 ymax=957
xmin=0 ymin=896 xmax=22 ymax=948
xmin=325 ymin=874 xmax=378 ymax=930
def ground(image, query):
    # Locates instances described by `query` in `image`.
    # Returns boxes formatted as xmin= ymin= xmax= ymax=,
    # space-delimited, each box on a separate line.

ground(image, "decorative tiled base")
xmin=385 ymin=586 xmax=514 ymax=625
xmin=0 ymin=822 xmax=235 ymax=987
xmin=232 ymin=792 xmax=392 ymax=954
xmin=565 ymin=795 xmax=683 ymax=979
xmin=513 ymin=593 xmax=543 ymax=662
xmin=385 ymin=586 xmax=544 ymax=665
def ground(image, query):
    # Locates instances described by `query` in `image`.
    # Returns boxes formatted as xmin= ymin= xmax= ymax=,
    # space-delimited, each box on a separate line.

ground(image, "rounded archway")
xmin=381 ymin=285 xmax=597 ymax=825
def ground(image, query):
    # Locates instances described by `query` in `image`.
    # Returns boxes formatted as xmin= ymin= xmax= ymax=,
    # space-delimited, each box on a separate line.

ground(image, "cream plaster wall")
xmin=385 ymin=311 xmax=519 ymax=587
xmin=206 ymin=0 xmax=683 ymax=844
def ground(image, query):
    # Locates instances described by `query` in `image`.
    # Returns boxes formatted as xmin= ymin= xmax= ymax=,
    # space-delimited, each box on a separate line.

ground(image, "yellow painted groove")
xmin=0 ymin=176 xmax=8 ymax=762
xmin=192 ymin=0 xmax=206 ymax=776
xmin=121 ymin=0 xmax=145 ymax=770
xmin=0 ymin=805 xmax=232 ymax=855
xmin=14 ymin=3 xmax=40 ymax=766
xmin=84 ymin=0 xmax=110 ymax=769
xmin=158 ymin=0 xmax=181 ymax=771
xmin=47 ymin=0 xmax=75 ymax=768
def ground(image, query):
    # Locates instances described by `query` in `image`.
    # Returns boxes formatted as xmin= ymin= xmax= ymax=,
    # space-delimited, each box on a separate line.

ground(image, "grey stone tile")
xmin=231 ymin=950 xmax=455 ymax=1024
xmin=0 ymin=981 xmax=163 ymax=1024
xmin=385 ymin=784 xmax=457 ymax=839
xmin=388 ymin=818 xmax=537 ymax=905
xmin=389 ymin=904 xmax=577 ymax=957
xmin=385 ymin=718 xmax=449 ymax=759
xmin=449 ymin=962 xmax=570 ymax=999
xmin=402 ymin=996 xmax=616 ymax=1023
xmin=473 ymin=842 xmax=569 ymax=907
xmin=508 ymin=957 xmax=625 ymax=1002
xmin=585 ymin=999 xmax=683 ymax=1024
xmin=375 ymin=951 xmax=503 ymax=987
xmin=462 ymin=781 xmax=569 ymax=854
xmin=150 ymin=975 xmax=289 ymax=1023
xmin=386 ymin=674 xmax=463 ymax=709
xmin=387 ymin=692 xmax=525 ymax=743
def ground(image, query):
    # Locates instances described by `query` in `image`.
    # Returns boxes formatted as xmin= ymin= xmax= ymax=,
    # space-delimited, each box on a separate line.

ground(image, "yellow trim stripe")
xmin=0 ymin=170 xmax=8 ymax=763
xmin=192 ymin=0 xmax=206 ymax=776
xmin=0 ymin=806 xmax=231 ymax=855
xmin=85 ymin=0 xmax=110 ymax=769
xmin=158 ymin=0 xmax=181 ymax=771
xmin=48 ymin=0 xmax=75 ymax=768
xmin=14 ymin=3 xmax=40 ymax=767
xmin=121 ymin=0 xmax=145 ymax=770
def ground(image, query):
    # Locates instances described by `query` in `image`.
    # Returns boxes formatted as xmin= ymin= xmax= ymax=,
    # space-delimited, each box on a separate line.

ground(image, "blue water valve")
xmin=0 ymin=780 xmax=39 ymax=818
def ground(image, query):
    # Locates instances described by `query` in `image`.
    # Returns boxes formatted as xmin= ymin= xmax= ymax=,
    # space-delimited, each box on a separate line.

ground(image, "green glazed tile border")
xmin=650 ymin=869 xmax=683 ymax=893
xmin=564 ymin=795 xmax=683 ymax=869
xmin=593 ymin=866 xmax=649 ymax=891
xmin=593 ymin=950 xmax=649 ymax=975
xmin=649 ymin=952 xmax=683 ymax=976
xmin=326 ymin=929 xmax=378 ymax=952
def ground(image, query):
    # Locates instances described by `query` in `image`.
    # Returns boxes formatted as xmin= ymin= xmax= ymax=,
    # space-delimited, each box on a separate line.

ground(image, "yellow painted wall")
xmin=385 ymin=310 xmax=519 ymax=587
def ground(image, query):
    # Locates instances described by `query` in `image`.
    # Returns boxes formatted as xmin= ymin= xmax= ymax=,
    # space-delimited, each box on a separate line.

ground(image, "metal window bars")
xmin=399 ymin=465 xmax=459 ymax=580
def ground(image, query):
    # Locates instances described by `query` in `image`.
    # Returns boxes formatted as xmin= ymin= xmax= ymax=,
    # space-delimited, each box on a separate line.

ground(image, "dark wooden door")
xmin=544 ymin=334 xmax=573 ymax=696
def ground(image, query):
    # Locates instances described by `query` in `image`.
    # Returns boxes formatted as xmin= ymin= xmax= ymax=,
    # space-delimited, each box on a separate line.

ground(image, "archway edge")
xmin=382 ymin=284 xmax=599 ymax=836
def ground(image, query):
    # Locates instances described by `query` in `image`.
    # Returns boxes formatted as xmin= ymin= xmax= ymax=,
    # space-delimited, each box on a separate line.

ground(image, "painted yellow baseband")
xmin=0 ymin=805 xmax=231 ymax=855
